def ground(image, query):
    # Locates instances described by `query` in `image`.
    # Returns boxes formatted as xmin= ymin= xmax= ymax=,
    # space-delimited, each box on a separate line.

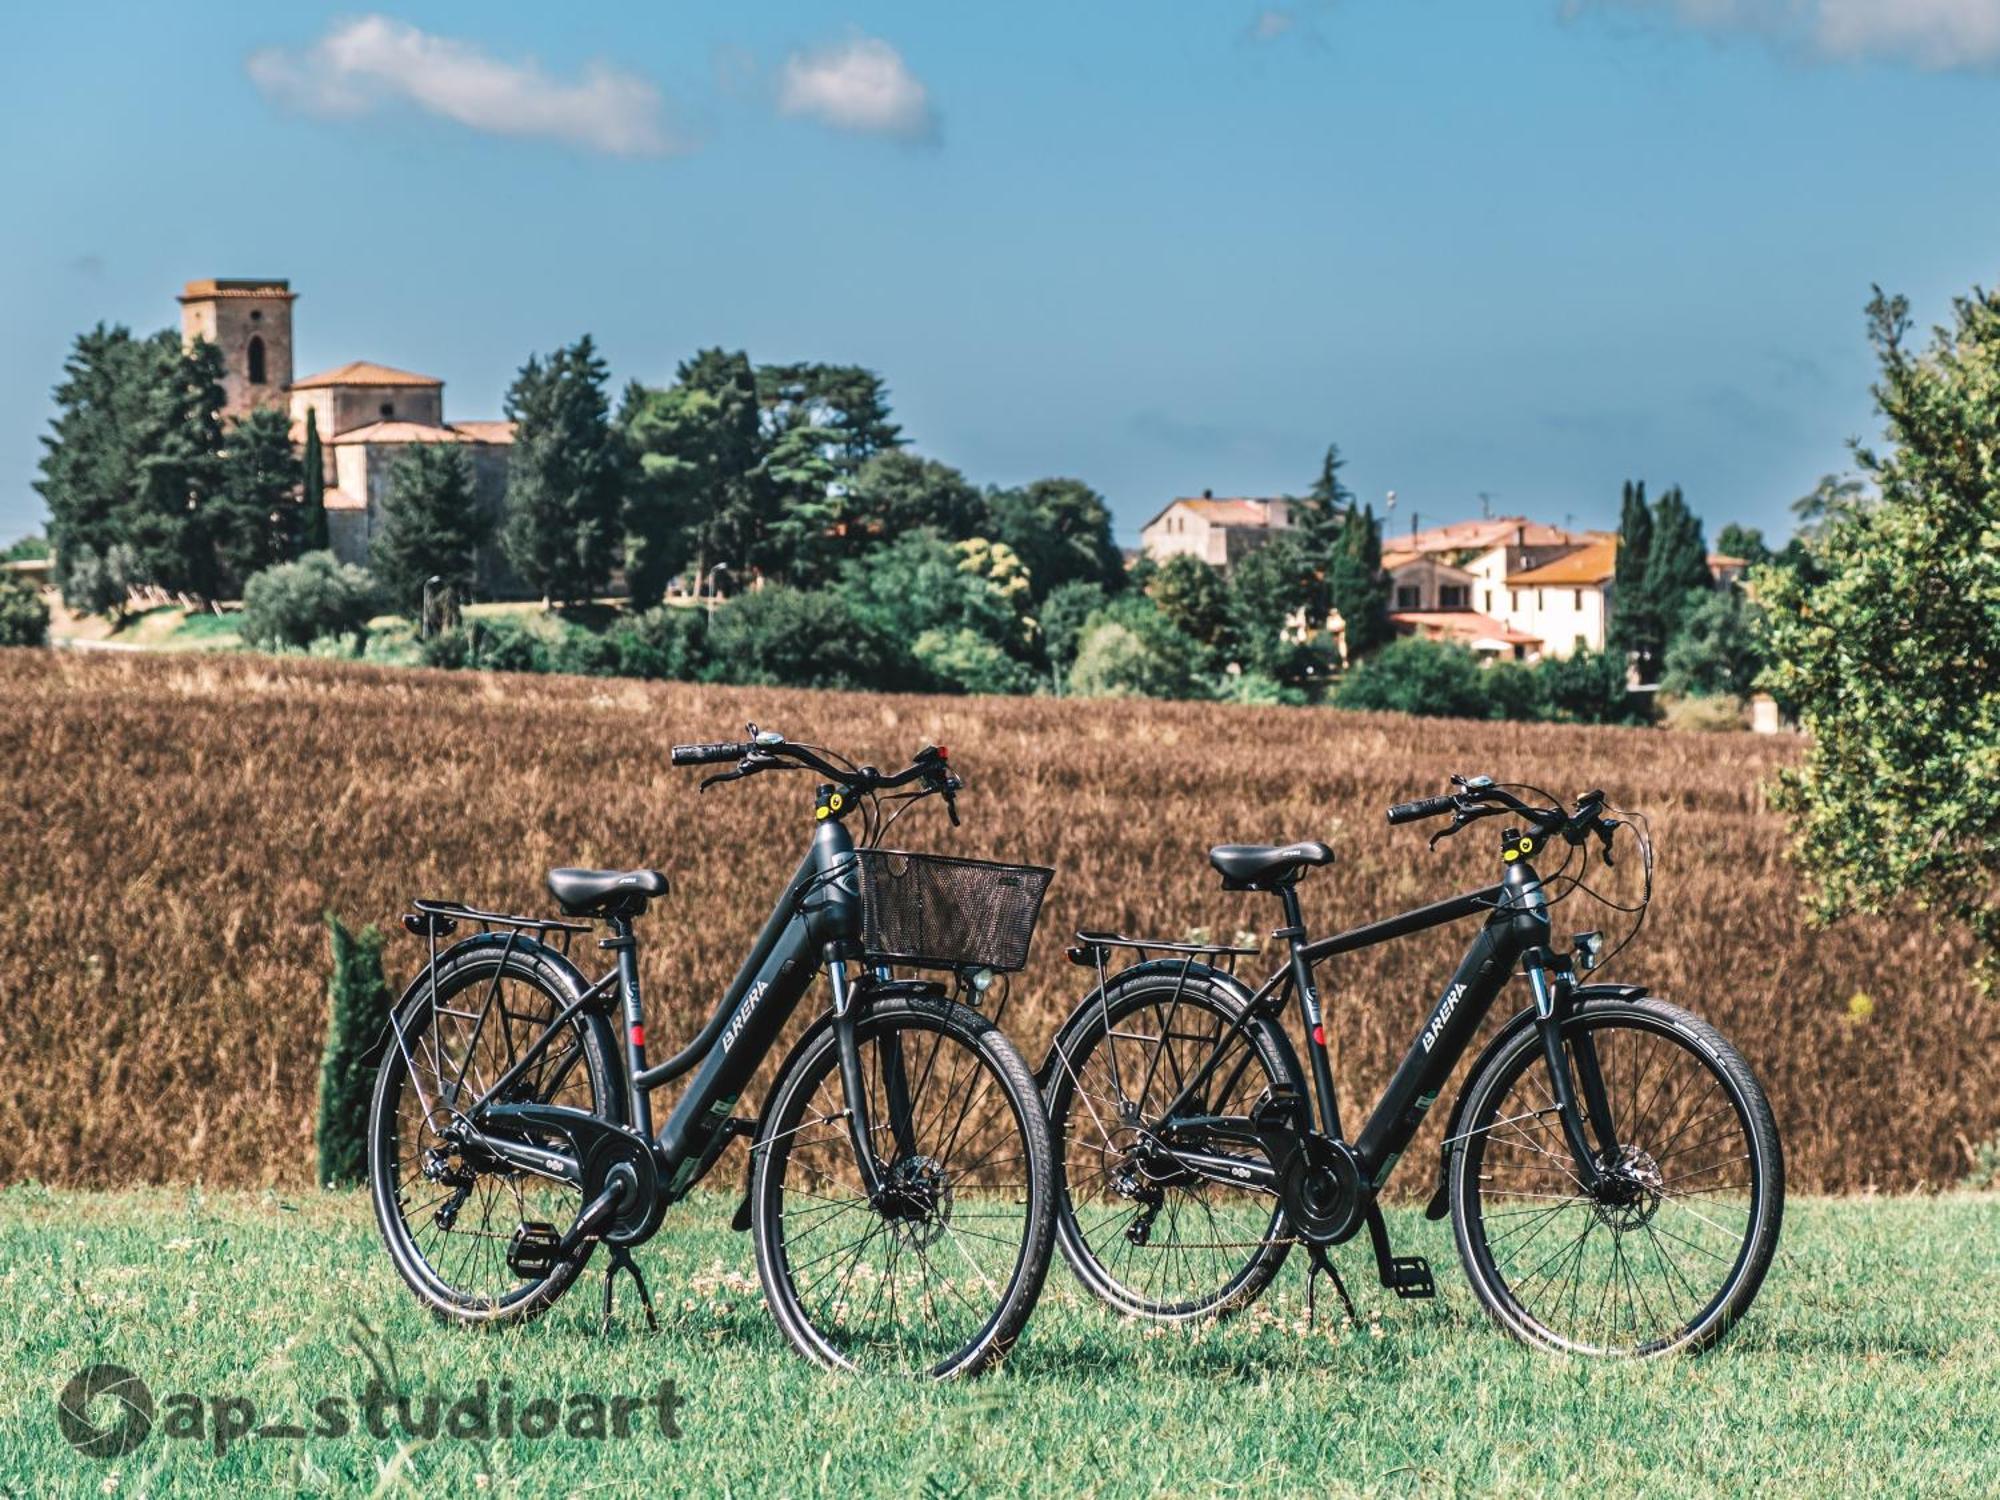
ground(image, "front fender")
xmin=1421 ymin=982 xmax=1646 ymax=1219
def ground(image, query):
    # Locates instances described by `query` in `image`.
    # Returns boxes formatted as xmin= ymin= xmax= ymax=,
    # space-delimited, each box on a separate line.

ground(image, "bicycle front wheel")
xmin=1448 ymin=995 xmax=1783 ymax=1357
xmin=751 ymin=994 xmax=1054 ymax=1378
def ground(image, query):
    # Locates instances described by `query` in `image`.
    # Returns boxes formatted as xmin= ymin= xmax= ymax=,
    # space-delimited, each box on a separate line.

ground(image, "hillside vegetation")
xmin=4 ymin=651 xmax=1993 ymax=1191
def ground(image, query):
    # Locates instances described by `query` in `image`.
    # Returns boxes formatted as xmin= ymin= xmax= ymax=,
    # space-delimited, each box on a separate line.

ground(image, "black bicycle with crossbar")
xmin=1042 ymin=776 xmax=1783 ymax=1357
xmin=366 ymin=728 xmax=1058 ymax=1378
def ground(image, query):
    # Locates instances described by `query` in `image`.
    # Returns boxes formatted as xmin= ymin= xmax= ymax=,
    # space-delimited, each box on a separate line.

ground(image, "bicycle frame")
xmin=430 ymin=810 xmax=888 ymax=1207
xmin=1133 ymin=851 xmax=1624 ymax=1201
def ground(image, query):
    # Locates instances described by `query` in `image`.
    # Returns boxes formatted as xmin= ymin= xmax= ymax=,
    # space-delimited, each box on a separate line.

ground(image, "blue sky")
xmin=6 ymin=1 xmax=2000 ymax=546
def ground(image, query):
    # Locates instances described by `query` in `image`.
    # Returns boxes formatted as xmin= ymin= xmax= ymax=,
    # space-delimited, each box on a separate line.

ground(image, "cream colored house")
xmin=1503 ymin=536 xmax=1616 ymax=657
xmin=1140 ymin=494 xmax=1294 ymax=570
xmin=1384 ymin=517 xmax=1614 ymax=661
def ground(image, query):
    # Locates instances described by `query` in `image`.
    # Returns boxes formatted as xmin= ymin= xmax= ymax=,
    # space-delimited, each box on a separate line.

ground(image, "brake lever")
xmin=1427 ymin=806 xmax=1472 ymax=851
xmin=1595 ymin=819 xmax=1620 ymax=867
xmin=942 ymin=773 xmax=962 ymax=827
xmin=698 ymin=751 xmax=783 ymax=793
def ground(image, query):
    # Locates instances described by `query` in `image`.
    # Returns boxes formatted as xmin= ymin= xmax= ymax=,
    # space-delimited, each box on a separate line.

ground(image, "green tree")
xmin=501 ymin=335 xmax=626 ymax=606
xmin=1329 ymin=502 xmax=1393 ymax=657
xmin=622 ymin=349 xmax=767 ymax=603
xmin=1714 ymin=522 xmax=1770 ymax=568
xmin=370 ymin=443 xmax=489 ymax=615
xmin=1661 ymin=589 xmax=1764 ymax=699
xmin=240 ymin=551 xmax=382 ymax=650
xmin=987 ymin=478 xmax=1125 ymax=601
xmin=125 ymin=333 xmax=227 ymax=599
xmin=301 ymin=406 xmax=329 ymax=553
xmin=1607 ymin=479 xmax=1657 ymax=676
xmin=836 ymin=531 xmax=1032 ymax=682
xmin=211 ymin=406 xmax=306 ymax=593
xmin=757 ymin=362 xmax=904 ymax=470
xmin=1227 ymin=532 xmax=1326 ymax=680
xmin=318 ymin=916 xmax=389 ymax=1187
xmin=1039 ymin=579 xmax=1108 ymax=684
xmin=1763 ymin=282 xmax=2000 ymax=965
xmin=1644 ymin=484 xmax=1712 ymax=649
xmin=1293 ymin=442 xmax=1352 ymax=554
xmin=1147 ymin=553 xmax=1231 ymax=662
xmin=844 ymin=451 xmax=987 ymax=544
xmin=0 ymin=571 xmax=49 ymax=647
xmin=2 ymin=533 xmax=50 ymax=562
xmin=1068 ymin=594 xmax=1204 ymax=699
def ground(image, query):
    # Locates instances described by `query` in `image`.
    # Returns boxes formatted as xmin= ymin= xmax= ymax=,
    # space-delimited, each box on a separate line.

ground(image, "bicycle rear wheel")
xmin=1044 ymin=970 xmax=1301 ymax=1321
xmin=751 ymin=994 xmax=1054 ymax=1378
xmin=368 ymin=938 xmax=622 ymax=1326
xmin=1448 ymin=995 xmax=1783 ymax=1356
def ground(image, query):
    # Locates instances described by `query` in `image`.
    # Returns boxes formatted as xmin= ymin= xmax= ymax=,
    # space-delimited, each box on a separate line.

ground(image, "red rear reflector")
xmin=1312 ymin=1025 xmax=1326 ymax=1047
xmin=631 ymin=1025 xmax=645 ymax=1048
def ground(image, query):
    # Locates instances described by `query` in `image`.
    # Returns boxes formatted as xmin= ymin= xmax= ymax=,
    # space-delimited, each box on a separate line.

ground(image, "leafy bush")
xmin=1536 ymin=646 xmax=1638 ymax=725
xmin=705 ymin=586 xmax=905 ymax=690
xmin=0 ymin=571 xmax=50 ymax=647
xmin=1336 ymin=637 xmax=1491 ymax=718
xmin=317 ymin=916 xmax=389 ymax=1188
xmin=607 ymin=606 xmax=707 ymax=681
xmin=1661 ymin=589 xmax=1765 ymax=699
xmin=914 ymin=627 xmax=1038 ymax=695
xmin=1070 ymin=596 xmax=1205 ymax=699
xmin=240 ymin=552 xmax=381 ymax=651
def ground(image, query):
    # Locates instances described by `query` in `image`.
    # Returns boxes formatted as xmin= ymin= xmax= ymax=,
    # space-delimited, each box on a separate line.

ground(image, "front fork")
xmin=1524 ymin=956 xmax=1621 ymax=1191
xmin=828 ymin=956 xmax=922 ymax=1204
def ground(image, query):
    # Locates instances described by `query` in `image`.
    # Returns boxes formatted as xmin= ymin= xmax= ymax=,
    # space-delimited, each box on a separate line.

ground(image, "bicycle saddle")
xmin=1207 ymin=842 xmax=1334 ymax=892
xmin=546 ymin=867 xmax=669 ymax=916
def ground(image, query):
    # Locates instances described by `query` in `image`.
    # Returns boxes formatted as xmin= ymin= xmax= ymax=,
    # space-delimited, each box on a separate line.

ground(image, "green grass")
xmin=3 ymin=1188 xmax=1995 ymax=1497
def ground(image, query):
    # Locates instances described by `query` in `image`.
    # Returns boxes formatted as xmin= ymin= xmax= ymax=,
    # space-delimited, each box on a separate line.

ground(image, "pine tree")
xmin=301 ymin=406 xmax=329 ymax=552
xmin=119 ymin=334 xmax=227 ymax=599
xmin=36 ymin=324 xmax=149 ymax=612
xmin=1608 ymin=479 xmax=1658 ymax=676
xmin=371 ymin=442 xmax=490 ymax=614
xmin=1644 ymin=484 xmax=1712 ymax=648
xmin=1328 ymin=502 xmax=1393 ymax=656
xmin=500 ymin=334 xmax=627 ymax=606
xmin=317 ymin=916 xmax=390 ymax=1188
xmin=1295 ymin=443 xmax=1352 ymax=554
xmin=211 ymin=406 xmax=305 ymax=593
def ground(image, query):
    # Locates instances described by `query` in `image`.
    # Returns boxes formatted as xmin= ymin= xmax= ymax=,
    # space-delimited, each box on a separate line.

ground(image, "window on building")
xmin=1510 ymin=589 xmax=1519 ymax=612
xmin=1440 ymin=584 xmax=1469 ymax=610
xmin=1573 ymin=588 xmax=1583 ymax=609
xmin=1575 ymin=635 xmax=1588 ymax=653
xmin=1537 ymin=589 xmax=1545 ymax=610
xmin=1482 ymin=590 xmax=1492 ymax=612
xmin=246 ymin=336 xmax=266 ymax=385
xmin=249 ymin=309 xmax=262 ymax=323
xmin=1396 ymin=584 xmax=1420 ymax=610
xmin=379 ymin=402 xmax=395 ymax=419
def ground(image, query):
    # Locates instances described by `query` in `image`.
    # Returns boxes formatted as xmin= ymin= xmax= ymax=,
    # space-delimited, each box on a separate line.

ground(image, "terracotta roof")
xmin=328 ymin=420 xmax=475 ymax=446
xmin=292 ymin=360 xmax=444 ymax=390
xmin=1380 ymin=549 xmax=1417 ymax=571
xmin=1708 ymin=552 xmax=1747 ymax=569
xmin=1142 ymin=496 xmax=1291 ymax=532
xmin=1395 ymin=517 xmax=1583 ymax=555
xmin=1507 ymin=536 xmax=1617 ymax=586
xmin=179 ymin=278 xmax=294 ymax=301
xmin=1391 ymin=610 xmax=1541 ymax=648
xmin=448 ymin=420 xmax=517 ymax=445
xmin=321 ymin=487 xmax=365 ymax=511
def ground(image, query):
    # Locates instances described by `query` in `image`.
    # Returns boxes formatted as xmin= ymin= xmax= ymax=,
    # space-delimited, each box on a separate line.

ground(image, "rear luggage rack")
xmin=1067 ymin=929 xmax=1260 ymax=971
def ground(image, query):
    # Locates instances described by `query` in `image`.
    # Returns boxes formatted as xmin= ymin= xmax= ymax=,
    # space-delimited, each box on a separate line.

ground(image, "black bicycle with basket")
xmin=366 ymin=727 xmax=1058 ymax=1378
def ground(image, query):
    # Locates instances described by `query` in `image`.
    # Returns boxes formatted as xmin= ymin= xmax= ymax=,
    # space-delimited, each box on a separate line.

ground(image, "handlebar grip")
xmin=1387 ymin=794 xmax=1457 ymax=825
xmin=671 ymin=742 xmax=746 ymax=767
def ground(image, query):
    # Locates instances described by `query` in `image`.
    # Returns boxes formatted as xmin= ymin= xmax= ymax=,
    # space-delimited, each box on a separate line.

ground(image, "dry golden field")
xmin=4 ymin=649 xmax=1992 ymax=1192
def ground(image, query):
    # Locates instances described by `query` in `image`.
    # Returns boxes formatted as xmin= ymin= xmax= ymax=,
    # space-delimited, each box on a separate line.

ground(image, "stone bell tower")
xmin=177 ymin=278 xmax=297 ymax=420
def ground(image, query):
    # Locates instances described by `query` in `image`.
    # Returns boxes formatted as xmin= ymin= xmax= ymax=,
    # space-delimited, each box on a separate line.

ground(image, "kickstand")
xmin=600 ymin=1244 xmax=659 ymax=1334
xmin=1305 ymin=1244 xmax=1358 ymax=1328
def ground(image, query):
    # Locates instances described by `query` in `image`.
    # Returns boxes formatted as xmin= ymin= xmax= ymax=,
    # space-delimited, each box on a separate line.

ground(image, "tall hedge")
xmin=317 ymin=915 xmax=391 ymax=1188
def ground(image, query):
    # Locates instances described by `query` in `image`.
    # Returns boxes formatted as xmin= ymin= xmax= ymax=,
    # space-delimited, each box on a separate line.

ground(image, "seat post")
xmin=1273 ymin=879 xmax=1344 ymax=1138
xmin=602 ymin=914 xmax=650 ymax=1138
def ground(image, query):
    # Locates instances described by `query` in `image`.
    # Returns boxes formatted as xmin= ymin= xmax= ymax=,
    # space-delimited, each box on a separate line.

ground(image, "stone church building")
xmin=177 ymin=278 xmax=515 ymax=588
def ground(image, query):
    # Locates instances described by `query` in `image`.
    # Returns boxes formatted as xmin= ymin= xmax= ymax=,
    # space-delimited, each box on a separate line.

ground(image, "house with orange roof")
xmin=1503 ymin=535 xmax=1618 ymax=657
xmin=1381 ymin=516 xmax=1599 ymax=659
xmin=1139 ymin=492 xmax=1295 ymax=570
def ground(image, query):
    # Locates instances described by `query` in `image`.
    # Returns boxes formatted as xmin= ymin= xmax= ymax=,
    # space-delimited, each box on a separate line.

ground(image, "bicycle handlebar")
xmin=1386 ymin=794 xmax=1456 ymax=825
xmin=1388 ymin=777 xmax=1618 ymax=852
xmin=670 ymin=741 xmax=747 ymax=766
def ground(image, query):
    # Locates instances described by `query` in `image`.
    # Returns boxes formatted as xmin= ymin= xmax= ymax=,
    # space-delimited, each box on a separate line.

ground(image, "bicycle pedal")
xmin=507 ymin=1221 xmax=564 ymax=1278
xmin=1387 ymin=1256 xmax=1435 ymax=1299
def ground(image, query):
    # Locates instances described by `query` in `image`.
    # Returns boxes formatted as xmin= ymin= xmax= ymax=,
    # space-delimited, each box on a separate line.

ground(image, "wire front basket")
xmin=853 ymin=849 xmax=1054 ymax=973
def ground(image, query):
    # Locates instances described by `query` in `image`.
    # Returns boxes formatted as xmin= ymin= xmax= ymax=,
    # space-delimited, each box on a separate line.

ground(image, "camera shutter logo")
xmin=58 ymin=1364 xmax=155 ymax=1458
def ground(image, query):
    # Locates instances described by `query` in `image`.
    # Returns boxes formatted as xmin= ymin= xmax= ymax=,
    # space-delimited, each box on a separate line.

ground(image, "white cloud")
xmin=247 ymin=15 xmax=684 ymax=156
xmin=1565 ymin=0 xmax=2000 ymax=69
xmin=1250 ymin=8 xmax=1300 ymax=42
xmin=777 ymin=36 xmax=938 ymax=142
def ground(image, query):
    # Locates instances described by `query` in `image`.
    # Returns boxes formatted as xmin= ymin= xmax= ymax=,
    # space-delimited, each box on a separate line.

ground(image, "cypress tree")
xmin=1608 ymin=480 xmax=1659 ymax=678
xmin=1644 ymin=484 xmax=1712 ymax=648
xmin=302 ymin=406 xmax=329 ymax=552
xmin=317 ymin=916 xmax=390 ymax=1188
